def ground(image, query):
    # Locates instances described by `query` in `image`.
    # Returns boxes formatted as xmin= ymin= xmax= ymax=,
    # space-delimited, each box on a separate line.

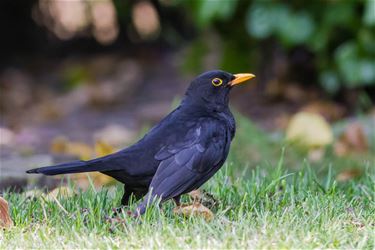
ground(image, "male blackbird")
xmin=27 ymin=70 xmax=255 ymax=215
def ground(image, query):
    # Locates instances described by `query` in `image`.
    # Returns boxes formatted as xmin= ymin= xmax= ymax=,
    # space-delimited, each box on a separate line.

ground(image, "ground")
xmin=1 ymin=114 xmax=374 ymax=249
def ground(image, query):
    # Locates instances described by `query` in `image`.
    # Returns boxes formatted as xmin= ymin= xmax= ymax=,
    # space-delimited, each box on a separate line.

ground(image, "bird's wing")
xmin=136 ymin=119 xmax=229 ymax=213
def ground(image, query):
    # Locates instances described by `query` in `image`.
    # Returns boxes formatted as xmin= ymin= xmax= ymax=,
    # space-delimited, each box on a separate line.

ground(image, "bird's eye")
xmin=212 ymin=78 xmax=223 ymax=87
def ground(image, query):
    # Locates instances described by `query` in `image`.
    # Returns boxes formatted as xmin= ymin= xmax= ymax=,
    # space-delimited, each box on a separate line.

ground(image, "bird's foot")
xmin=112 ymin=206 xmax=134 ymax=217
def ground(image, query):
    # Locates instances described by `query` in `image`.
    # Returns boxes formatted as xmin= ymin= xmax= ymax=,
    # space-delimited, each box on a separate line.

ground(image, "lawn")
xmin=1 ymin=115 xmax=374 ymax=249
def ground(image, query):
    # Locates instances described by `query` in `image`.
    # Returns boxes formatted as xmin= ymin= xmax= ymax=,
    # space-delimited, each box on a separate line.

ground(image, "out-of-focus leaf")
xmin=336 ymin=169 xmax=363 ymax=182
xmin=247 ymin=3 xmax=314 ymax=46
xmin=195 ymin=0 xmax=238 ymax=27
xmin=94 ymin=140 xmax=116 ymax=157
xmin=173 ymin=202 xmax=214 ymax=221
xmin=358 ymin=60 xmax=375 ymax=84
xmin=334 ymin=122 xmax=369 ymax=156
xmin=319 ymin=71 xmax=340 ymax=95
xmin=286 ymin=112 xmax=333 ymax=148
xmin=363 ymin=0 xmax=375 ymax=26
xmin=323 ymin=3 xmax=355 ymax=26
xmin=334 ymin=43 xmax=358 ymax=86
xmin=50 ymin=136 xmax=93 ymax=160
xmin=0 ymin=197 xmax=13 ymax=229
xmin=276 ymin=11 xmax=315 ymax=46
xmin=246 ymin=3 xmax=276 ymax=39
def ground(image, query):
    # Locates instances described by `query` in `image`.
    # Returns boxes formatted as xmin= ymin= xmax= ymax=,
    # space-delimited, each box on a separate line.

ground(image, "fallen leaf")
xmin=45 ymin=186 xmax=76 ymax=201
xmin=334 ymin=122 xmax=369 ymax=156
xmin=336 ymin=169 xmax=362 ymax=182
xmin=173 ymin=202 xmax=214 ymax=221
xmin=286 ymin=112 xmax=333 ymax=148
xmin=50 ymin=136 xmax=93 ymax=160
xmin=70 ymin=140 xmax=116 ymax=190
xmin=188 ymin=190 xmax=218 ymax=209
xmin=95 ymin=140 xmax=116 ymax=157
xmin=0 ymin=197 xmax=13 ymax=228
xmin=50 ymin=136 xmax=68 ymax=154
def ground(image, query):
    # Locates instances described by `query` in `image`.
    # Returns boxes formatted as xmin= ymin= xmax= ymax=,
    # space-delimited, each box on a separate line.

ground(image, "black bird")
xmin=27 ymin=70 xmax=255 ymax=215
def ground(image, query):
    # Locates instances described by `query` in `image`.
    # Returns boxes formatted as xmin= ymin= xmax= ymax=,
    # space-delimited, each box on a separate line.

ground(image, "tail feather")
xmin=26 ymin=160 xmax=103 ymax=175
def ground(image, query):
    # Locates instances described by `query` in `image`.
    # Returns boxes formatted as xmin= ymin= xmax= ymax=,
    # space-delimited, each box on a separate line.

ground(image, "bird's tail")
xmin=26 ymin=159 xmax=103 ymax=176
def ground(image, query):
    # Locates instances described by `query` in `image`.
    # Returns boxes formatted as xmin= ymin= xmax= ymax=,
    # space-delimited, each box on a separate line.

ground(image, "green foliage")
xmin=180 ymin=0 xmax=375 ymax=94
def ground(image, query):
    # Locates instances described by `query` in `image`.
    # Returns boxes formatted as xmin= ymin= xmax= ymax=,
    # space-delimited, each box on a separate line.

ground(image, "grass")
xmin=1 ymin=114 xmax=374 ymax=249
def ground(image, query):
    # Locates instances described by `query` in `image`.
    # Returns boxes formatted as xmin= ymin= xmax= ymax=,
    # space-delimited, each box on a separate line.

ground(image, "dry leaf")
xmin=50 ymin=136 xmax=93 ymax=160
xmin=50 ymin=136 xmax=69 ymax=154
xmin=286 ymin=112 xmax=333 ymax=148
xmin=334 ymin=122 xmax=369 ymax=156
xmin=188 ymin=190 xmax=218 ymax=209
xmin=173 ymin=202 xmax=214 ymax=221
xmin=0 ymin=197 xmax=13 ymax=228
xmin=336 ymin=169 xmax=362 ymax=182
xmin=70 ymin=140 xmax=116 ymax=190
xmin=95 ymin=140 xmax=116 ymax=157
xmin=45 ymin=186 xmax=76 ymax=201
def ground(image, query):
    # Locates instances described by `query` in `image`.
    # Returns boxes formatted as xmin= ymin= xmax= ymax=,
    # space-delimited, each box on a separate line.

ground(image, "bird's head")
xmin=183 ymin=70 xmax=255 ymax=110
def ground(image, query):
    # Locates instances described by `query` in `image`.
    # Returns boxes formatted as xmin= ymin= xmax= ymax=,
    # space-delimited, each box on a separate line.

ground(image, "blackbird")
xmin=27 ymin=70 xmax=255 ymax=215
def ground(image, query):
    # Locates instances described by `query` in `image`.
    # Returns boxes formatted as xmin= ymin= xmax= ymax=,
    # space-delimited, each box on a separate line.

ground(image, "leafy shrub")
xmin=180 ymin=0 xmax=375 ymax=94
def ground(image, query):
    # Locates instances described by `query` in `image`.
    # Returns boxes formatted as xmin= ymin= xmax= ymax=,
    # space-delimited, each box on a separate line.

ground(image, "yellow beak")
xmin=229 ymin=73 xmax=256 ymax=86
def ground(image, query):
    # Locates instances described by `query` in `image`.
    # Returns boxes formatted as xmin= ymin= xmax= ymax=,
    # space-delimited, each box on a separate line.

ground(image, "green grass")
xmin=1 ymin=114 xmax=374 ymax=249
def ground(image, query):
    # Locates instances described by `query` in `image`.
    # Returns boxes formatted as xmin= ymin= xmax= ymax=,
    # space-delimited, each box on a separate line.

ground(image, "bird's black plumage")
xmin=27 ymin=70 xmax=255 ymax=215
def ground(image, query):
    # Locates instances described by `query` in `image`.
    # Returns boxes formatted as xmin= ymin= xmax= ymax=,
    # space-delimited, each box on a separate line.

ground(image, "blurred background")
xmin=0 ymin=0 xmax=374 ymax=191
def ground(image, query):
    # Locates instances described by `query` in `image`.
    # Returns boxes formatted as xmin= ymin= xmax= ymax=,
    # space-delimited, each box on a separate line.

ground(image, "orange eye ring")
xmin=212 ymin=78 xmax=223 ymax=87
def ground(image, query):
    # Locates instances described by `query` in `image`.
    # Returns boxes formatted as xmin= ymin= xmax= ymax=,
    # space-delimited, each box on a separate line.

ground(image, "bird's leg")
xmin=112 ymin=186 xmax=135 ymax=216
xmin=120 ymin=186 xmax=134 ymax=206
xmin=173 ymin=195 xmax=181 ymax=207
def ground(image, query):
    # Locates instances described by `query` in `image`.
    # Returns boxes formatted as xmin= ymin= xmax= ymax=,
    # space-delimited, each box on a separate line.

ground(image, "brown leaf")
xmin=173 ymin=202 xmax=214 ymax=221
xmin=334 ymin=122 xmax=368 ymax=156
xmin=50 ymin=136 xmax=94 ymax=160
xmin=286 ymin=112 xmax=333 ymax=148
xmin=188 ymin=190 xmax=218 ymax=209
xmin=71 ymin=140 xmax=116 ymax=190
xmin=336 ymin=169 xmax=362 ymax=182
xmin=94 ymin=140 xmax=116 ymax=157
xmin=0 ymin=197 xmax=13 ymax=228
